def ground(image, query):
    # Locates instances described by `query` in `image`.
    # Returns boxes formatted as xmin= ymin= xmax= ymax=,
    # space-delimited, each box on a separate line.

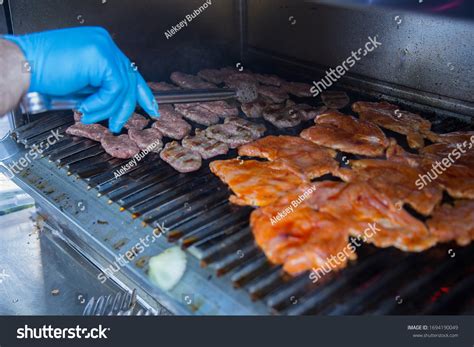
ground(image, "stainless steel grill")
xmin=9 ymin=85 xmax=474 ymax=315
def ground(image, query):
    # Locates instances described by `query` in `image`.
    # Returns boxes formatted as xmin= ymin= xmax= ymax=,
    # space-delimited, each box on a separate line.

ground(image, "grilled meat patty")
xmin=255 ymin=73 xmax=284 ymax=87
xmin=160 ymin=141 xmax=202 ymax=173
xmin=152 ymin=107 xmax=192 ymax=140
xmin=147 ymin=81 xmax=180 ymax=91
xmin=258 ymin=85 xmax=289 ymax=104
xmin=128 ymin=128 xmax=163 ymax=153
xmin=281 ymin=81 xmax=313 ymax=97
xmin=197 ymin=68 xmax=236 ymax=84
xmin=66 ymin=123 xmax=110 ymax=142
xmin=300 ymin=110 xmax=389 ymax=156
xmin=101 ymin=134 xmax=140 ymax=159
xmin=170 ymin=71 xmax=216 ymax=89
xmin=174 ymin=103 xmax=220 ymax=126
xmin=224 ymin=117 xmax=266 ymax=138
xmin=205 ymin=122 xmax=256 ymax=149
xmin=321 ymin=90 xmax=350 ymax=109
xmin=182 ymin=129 xmax=229 ymax=159
xmin=124 ymin=113 xmax=149 ymax=130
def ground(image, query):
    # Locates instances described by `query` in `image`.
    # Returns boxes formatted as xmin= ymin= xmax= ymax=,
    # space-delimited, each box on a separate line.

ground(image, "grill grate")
xmin=11 ymin=89 xmax=474 ymax=315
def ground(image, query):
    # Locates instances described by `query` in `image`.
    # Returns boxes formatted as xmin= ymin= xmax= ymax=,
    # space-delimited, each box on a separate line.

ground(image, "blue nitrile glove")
xmin=4 ymin=26 xmax=159 ymax=133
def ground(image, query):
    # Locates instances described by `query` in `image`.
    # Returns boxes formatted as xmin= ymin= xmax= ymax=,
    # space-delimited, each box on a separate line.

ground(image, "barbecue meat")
xmin=197 ymin=68 xmax=234 ymax=84
xmin=147 ymin=81 xmax=180 ymax=91
xmin=174 ymin=103 xmax=220 ymax=126
xmin=224 ymin=117 xmax=266 ymax=138
xmin=151 ymin=108 xmax=191 ymax=140
xmin=124 ymin=113 xmax=149 ymax=130
xmin=427 ymin=200 xmax=474 ymax=246
xmin=170 ymin=71 xmax=216 ymax=89
xmin=352 ymin=101 xmax=431 ymax=149
xmin=420 ymin=142 xmax=474 ymax=167
xmin=307 ymin=181 xmax=436 ymax=252
xmin=66 ymin=123 xmax=110 ymax=142
xmin=205 ymin=123 xmax=256 ymax=149
xmin=425 ymin=131 xmax=474 ymax=144
xmin=241 ymin=99 xmax=269 ymax=118
xmin=281 ymin=81 xmax=313 ymax=97
xmin=300 ymin=110 xmax=389 ymax=156
xmin=182 ymin=129 xmax=229 ymax=159
xmin=224 ymin=72 xmax=259 ymax=85
xmin=191 ymin=100 xmax=239 ymax=118
xmin=321 ymin=91 xmax=350 ymax=109
xmin=210 ymin=159 xmax=305 ymax=206
xmin=128 ymin=128 xmax=163 ymax=153
xmin=250 ymin=194 xmax=354 ymax=275
xmin=258 ymin=85 xmax=289 ymax=103
xmin=262 ymin=104 xmax=302 ymax=128
xmin=255 ymin=73 xmax=284 ymax=87
xmin=100 ymin=134 xmax=140 ymax=159
xmin=160 ymin=141 xmax=202 ymax=173
xmin=337 ymin=159 xmax=443 ymax=216
xmin=238 ymin=135 xmax=339 ymax=179
xmin=73 ymin=110 xmax=82 ymax=122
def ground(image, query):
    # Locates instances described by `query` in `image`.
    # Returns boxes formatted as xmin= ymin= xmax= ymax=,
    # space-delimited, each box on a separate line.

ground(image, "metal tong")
xmin=20 ymin=88 xmax=237 ymax=115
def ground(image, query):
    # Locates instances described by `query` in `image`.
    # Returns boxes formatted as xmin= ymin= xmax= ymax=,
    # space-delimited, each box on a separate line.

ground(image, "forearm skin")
xmin=0 ymin=39 xmax=30 ymax=116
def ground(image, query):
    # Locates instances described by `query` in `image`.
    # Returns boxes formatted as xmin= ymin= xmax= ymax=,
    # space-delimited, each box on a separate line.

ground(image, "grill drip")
xmin=11 ymin=90 xmax=474 ymax=315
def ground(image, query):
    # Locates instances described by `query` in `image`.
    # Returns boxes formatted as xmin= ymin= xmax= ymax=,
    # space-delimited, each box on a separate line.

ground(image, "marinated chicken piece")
xmin=420 ymin=141 xmax=474 ymax=167
xmin=321 ymin=91 xmax=350 ymax=109
xmin=151 ymin=108 xmax=191 ymax=140
xmin=352 ymin=101 xmax=431 ymax=149
xmin=250 ymin=194 xmax=354 ymax=275
xmin=281 ymin=81 xmax=313 ymax=97
xmin=124 ymin=113 xmax=149 ymax=130
xmin=66 ymin=123 xmax=110 ymax=142
xmin=174 ymin=104 xmax=220 ymax=126
xmin=209 ymin=159 xmax=305 ymax=206
xmin=337 ymin=159 xmax=443 ymax=216
xmin=160 ymin=141 xmax=202 ymax=173
xmin=128 ymin=128 xmax=163 ymax=153
xmin=170 ymin=71 xmax=216 ymax=89
xmin=182 ymin=129 xmax=229 ymax=159
xmin=307 ymin=181 xmax=437 ymax=252
xmin=238 ymin=135 xmax=338 ymax=179
xmin=224 ymin=117 xmax=266 ymax=138
xmin=255 ymin=73 xmax=284 ymax=87
xmin=258 ymin=85 xmax=289 ymax=103
xmin=425 ymin=131 xmax=474 ymax=144
xmin=205 ymin=123 xmax=256 ymax=149
xmin=147 ymin=81 xmax=180 ymax=91
xmin=300 ymin=110 xmax=389 ymax=156
xmin=101 ymin=134 xmax=140 ymax=159
xmin=427 ymin=200 xmax=474 ymax=246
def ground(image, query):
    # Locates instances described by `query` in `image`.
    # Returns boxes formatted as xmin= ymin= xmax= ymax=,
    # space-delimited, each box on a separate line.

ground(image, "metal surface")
xmin=5 ymin=84 xmax=474 ymax=315
xmin=20 ymin=89 xmax=238 ymax=115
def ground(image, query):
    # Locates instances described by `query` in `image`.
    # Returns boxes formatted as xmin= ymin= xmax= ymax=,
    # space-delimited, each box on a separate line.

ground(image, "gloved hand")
xmin=4 ymin=26 xmax=159 ymax=133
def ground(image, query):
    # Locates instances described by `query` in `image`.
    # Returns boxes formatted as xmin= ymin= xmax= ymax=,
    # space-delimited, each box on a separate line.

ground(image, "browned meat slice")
xmin=224 ymin=72 xmax=259 ymax=85
xmin=100 ymin=134 xmax=140 ymax=159
xmin=128 ymin=128 xmax=163 ymax=153
xmin=281 ymin=81 xmax=313 ymax=97
xmin=337 ymin=159 xmax=443 ymax=216
xmin=258 ymin=85 xmax=289 ymax=103
xmin=73 ymin=110 xmax=82 ymax=122
xmin=250 ymin=193 xmax=353 ymax=275
xmin=174 ymin=103 xmax=220 ymax=126
xmin=307 ymin=181 xmax=437 ymax=252
xmin=425 ymin=131 xmax=474 ymax=144
xmin=160 ymin=141 xmax=202 ymax=173
xmin=238 ymin=135 xmax=338 ymax=179
xmin=420 ymin=141 xmax=474 ymax=167
xmin=300 ymin=110 xmax=389 ymax=156
xmin=255 ymin=73 xmax=284 ymax=87
xmin=352 ymin=101 xmax=432 ymax=149
xmin=196 ymin=101 xmax=239 ymax=118
xmin=205 ymin=122 xmax=255 ymax=149
xmin=182 ymin=129 xmax=229 ymax=159
xmin=321 ymin=91 xmax=350 ymax=109
xmin=147 ymin=81 xmax=180 ymax=91
xmin=170 ymin=71 xmax=216 ymax=89
xmin=292 ymin=104 xmax=328 ymax=121
xmin=262 ymin=104 xmax=302 ymax=128
xmin=427 ymin=200 xmax=474 ymax=246
xmin=224 ymin=117 xmax=266 ymax=138
xmin=66 ymin=123 xmax=110 ymax=142
xmin=209 ymin=159 xmax=306 ymax=206
xmin=124 ymin=113 xmax=149 ymax=130
xmin=151 ymin=108 xmax=191 ymax=140
xmin=240 ymin=99 xmax=269 ymax=118
xmin=197 ymin=68 xmax=235 ymax=84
